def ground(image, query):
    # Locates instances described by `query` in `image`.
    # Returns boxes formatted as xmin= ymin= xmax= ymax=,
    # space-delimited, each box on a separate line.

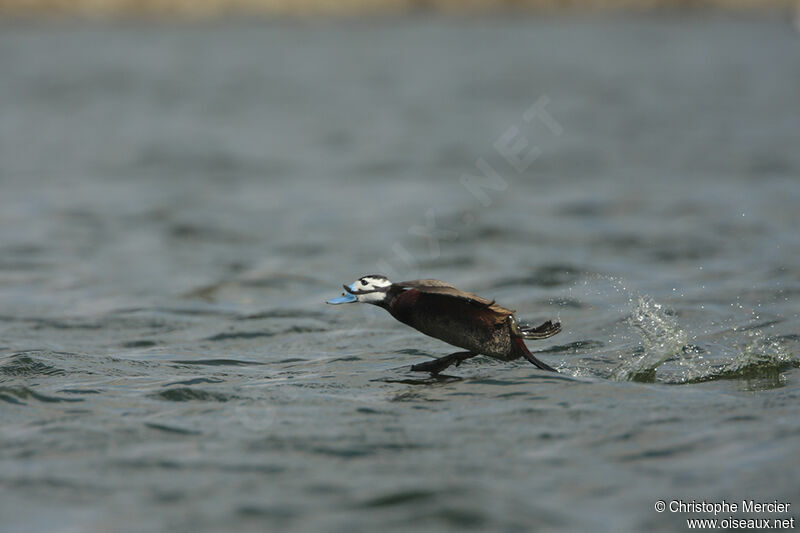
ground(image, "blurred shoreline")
xmin=0 ymin=0 xmax=797 ymax=18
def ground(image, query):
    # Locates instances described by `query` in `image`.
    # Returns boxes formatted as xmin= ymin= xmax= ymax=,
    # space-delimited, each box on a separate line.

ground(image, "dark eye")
xmin=361 ymin=279 xmax=368 ymax=286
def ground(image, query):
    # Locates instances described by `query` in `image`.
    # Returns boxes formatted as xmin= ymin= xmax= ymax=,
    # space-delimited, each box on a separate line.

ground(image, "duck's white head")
xmin=327 ymin=275 xmax=393 ymax=305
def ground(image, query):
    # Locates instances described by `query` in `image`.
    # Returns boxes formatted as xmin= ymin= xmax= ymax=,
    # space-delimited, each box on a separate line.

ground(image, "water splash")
xmin=613 ymin=296 xmax=689 ymax=382
xmin=668 ymin=330 xmax=799 ymax=390
xmin=574 ymin=275 xmax=798 ymax=388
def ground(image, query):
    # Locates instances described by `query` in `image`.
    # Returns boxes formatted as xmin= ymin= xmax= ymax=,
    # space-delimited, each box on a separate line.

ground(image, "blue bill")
xmin=327 ymin=283 xmax=357 ymax=304
xmin=326 ymin=293 xmax=357 ymax=304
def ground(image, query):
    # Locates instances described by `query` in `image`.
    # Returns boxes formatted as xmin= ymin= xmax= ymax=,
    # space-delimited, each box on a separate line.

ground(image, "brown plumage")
xmin=383 ymin=279 xmax=560 ymax=373
xmin=328 ymin=275 xmax=561 ymax=374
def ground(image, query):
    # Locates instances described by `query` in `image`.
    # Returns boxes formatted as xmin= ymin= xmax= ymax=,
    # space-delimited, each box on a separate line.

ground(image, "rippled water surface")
xmin=1 ymin=13 xmax=799 ymax=532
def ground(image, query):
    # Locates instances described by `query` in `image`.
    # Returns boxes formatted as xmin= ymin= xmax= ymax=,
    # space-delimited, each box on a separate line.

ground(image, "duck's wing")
xmin=394 ymin=279 xmax=515 ymax=317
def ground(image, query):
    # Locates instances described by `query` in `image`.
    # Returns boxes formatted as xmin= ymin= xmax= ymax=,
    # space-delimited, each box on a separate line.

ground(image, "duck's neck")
xmin=371 ymin=286 xmax=402 ymax=311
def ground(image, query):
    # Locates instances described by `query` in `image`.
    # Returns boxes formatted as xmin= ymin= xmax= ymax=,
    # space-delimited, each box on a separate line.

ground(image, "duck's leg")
xmin=411 ymin=351 xmax=478 ymax=375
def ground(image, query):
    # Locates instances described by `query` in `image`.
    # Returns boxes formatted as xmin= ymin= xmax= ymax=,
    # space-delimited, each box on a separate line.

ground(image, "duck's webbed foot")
xmin=519 ymin=320 xmax=561 ymax=340
xmin=411 ymin=351 xmax=477 ymax=375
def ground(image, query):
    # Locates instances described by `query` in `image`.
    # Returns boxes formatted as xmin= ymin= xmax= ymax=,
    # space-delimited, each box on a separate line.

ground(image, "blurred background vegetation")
xmin=0 ymin=0 xmax=796 ymax=17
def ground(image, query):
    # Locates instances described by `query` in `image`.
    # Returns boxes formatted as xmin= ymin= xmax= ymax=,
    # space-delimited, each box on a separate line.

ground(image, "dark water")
xmin=2 ymin=13 xmax=800 ymax=532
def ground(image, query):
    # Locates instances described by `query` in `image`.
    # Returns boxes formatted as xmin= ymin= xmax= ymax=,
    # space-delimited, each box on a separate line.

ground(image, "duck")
xmin=326 ymin=275 xmax=561 ymax=374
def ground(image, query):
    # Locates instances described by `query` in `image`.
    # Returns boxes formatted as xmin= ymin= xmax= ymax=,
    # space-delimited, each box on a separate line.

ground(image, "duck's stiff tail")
xmin=519 ymin=320 xmax=561 ymax=340
xmin=512 ymin=332 xmax=558 ymax=372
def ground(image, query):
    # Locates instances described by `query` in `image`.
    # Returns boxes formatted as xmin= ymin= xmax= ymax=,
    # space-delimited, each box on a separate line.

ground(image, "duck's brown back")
xmin=387 ymin=289 xmax=518 ymax=359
